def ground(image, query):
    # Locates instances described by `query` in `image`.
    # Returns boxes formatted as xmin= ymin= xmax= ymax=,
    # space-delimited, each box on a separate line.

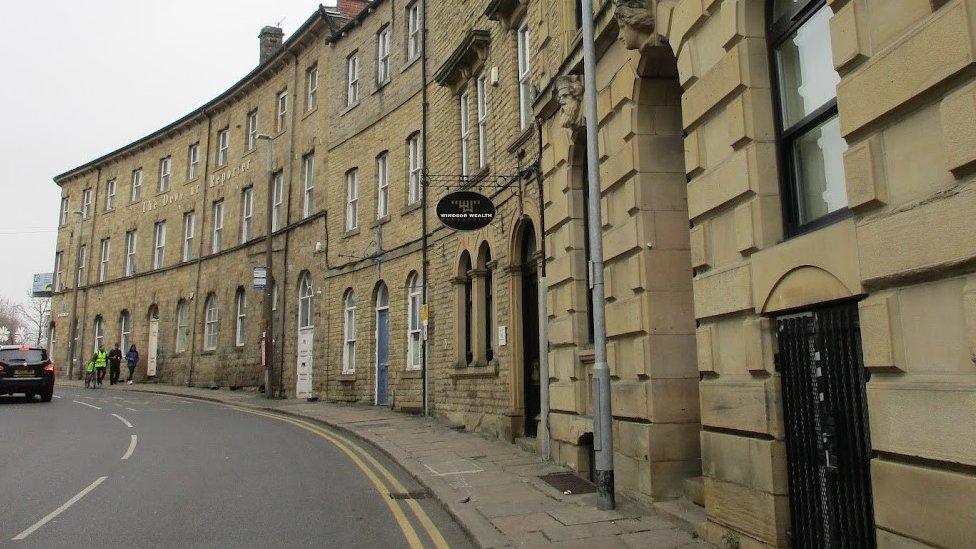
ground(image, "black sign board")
xmin=436 ymin=191 xmax=496 ymax=231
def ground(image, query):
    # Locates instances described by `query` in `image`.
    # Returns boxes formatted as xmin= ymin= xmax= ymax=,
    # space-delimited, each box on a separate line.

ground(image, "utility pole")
xmin=66 ymin=210 xmax=83 ymax=379
xmin=579 ymin=0 xmax=615 ymax=510
xmin=256 ymin=134 xmax=276 ymax=399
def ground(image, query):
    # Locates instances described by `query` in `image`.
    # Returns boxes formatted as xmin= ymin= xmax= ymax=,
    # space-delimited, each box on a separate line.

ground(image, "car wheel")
xmin=40 ymin=387 xmax=53 ymax=402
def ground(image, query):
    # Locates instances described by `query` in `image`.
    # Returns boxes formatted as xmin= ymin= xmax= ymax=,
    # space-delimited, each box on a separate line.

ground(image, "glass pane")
xmin=774 ymin=6 xmax=839 ymax=128
xmin=792 ymin=114 xmax=848 ymax=225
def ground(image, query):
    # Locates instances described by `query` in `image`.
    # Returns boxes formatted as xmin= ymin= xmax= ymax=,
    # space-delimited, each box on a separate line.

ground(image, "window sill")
xmin=243 ymin=148 xmax=257 ymax=159
xmin=401 ymin=56 xmax=420 ymax=73
xmin=200 ymin=350 xmax=216 ymax=356
xmin=186 ymin=176 xmax=200 ymax=185
xmin=506 ymin=126 xmax=534 ymax=154
xmin=343 ymin=227 xmax=361 ymax=238
xmin=156 ymin=188 xmax=171 ymax=197
xmin=338 ymin=372 xmax=357 ymax=382
xmin=301 ymin=106 xmax=318 ymax=121
xmin=402 ymin=369 xmax=423 ymax=379
xmin=450 ymin=360 xmax=499 ymax=379
xmin=341 ymin=101 xmax=360 ymax=116
xmin=373 ymin=79 xmax=391 ymax=94
xmin=370 ymin=215 xmax=391 ymax=229
xmin=401 ymin=201 xmax=422 ymax=216
xmin=783 ymin=208 xmax=852 ymax=241
xmin=213 ymin=164 xmax=228 ymax=173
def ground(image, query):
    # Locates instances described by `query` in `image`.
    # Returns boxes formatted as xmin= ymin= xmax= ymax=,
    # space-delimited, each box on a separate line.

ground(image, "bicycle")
xmin=84 ymin=363 xmax=97 ymax=389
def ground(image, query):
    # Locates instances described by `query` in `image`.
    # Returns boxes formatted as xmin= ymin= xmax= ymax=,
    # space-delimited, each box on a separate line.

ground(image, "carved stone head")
xmin=554 ymin=75 xmax=584 ymax=130
xmin=613 ymin=0 xmax=658 ymax=51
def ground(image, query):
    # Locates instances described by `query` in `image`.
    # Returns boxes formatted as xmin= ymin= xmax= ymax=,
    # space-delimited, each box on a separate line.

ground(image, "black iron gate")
xmin=776 ymin=303 xmax=875 ymax=548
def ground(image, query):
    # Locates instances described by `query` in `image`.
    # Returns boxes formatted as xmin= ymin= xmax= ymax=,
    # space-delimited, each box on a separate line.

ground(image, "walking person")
xmin=92 ymin=344 xmax=108 ymax=387
xmin=108 ymin=343 xmax=123 ymax=385
xmin=125 ymin=344 xmax=139 ymax=384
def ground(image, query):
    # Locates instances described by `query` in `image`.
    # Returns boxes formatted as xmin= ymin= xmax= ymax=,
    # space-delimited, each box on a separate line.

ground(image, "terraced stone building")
xmin=50 ymin=0 xmax=976 ymax=547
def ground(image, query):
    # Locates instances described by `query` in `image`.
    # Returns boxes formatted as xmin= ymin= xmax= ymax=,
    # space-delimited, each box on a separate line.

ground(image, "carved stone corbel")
xmin=612 ymin=0 xmax=660 ymax=51
xmin=554 ymin=75 xmax=585 ymax=131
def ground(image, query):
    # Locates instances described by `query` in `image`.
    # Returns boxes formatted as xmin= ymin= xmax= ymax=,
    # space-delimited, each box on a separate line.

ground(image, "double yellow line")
xmin=225 ymin=405 xmax=449 ymax=549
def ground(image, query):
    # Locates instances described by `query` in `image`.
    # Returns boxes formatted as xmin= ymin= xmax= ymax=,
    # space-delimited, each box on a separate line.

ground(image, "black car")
xmin=0 ymin=345 xmax=56 ymax=401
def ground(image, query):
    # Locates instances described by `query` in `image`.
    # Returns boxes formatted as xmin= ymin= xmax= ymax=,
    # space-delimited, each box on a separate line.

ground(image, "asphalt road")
xmin=0 ymin=386 xmax=472 ymax=548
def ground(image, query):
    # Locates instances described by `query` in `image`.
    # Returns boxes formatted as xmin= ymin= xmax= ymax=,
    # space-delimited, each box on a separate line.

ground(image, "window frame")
xmin=188 ymin=142 xmax=200 ymax=179
xmin=306 ymin=65 xmax=318 ymax=112
xmin=407 ymin=273 xmax=422 ymax=370
xmin=241 ymin=186 xmax=254 ymax=243
xmin=235 ymin=289 xmax=246 ymax=347
xmin=130 ymin=168 xmax=142 ymax=202
xmin=98 ymin=238 xmax=110 ymax=282
xmin=119 ymin=310 xmax=131 ymax=353
xmin=376 ymin=152 xmax=389 ymax=219
xmin=81 ymin=188 xmax=92 ymax=219
xmin=298 ymin=274 xmax=313 ymax=329
xmin=347 ymin=52 xmax=360 ymax=106
xmin=105 ymin=179 xmax=117 ymax=211
xmin=346 ymin=168 xmax=359 ymax=231
xmin=476 ymin=75 xmax=488 ymax=169
xmin=377 ymin=27 xmax=391 ymax=84
xmin=342 ymin=291 xmax=357 ymax=374
xmin=175 ymin=301 xmax=189 ymax=352
xmin=182 ymin=211 xmax=195 ymax=262
xmin=204 ymin=294 xmax=219 ymax=350
xmin=517 ymin=23 xmax=532 ymax=130
xmin=93 ymin=316 xmax=104 ymax=351
xmin=159 ymin=156 xmax=172 ymax=192
xmin=217 ymin=129 xmax=230 ymax=166
xmin=76 ymin=244 xmax=87 ymax=286
xmin=152 ymin=220 xmax=166 ymax=270
xmin=125 ymin=230 xmax=137 ymax=276
xmin=246 ymin=110 xmax=258 ymax=151
xmin=302 ymin=154 xmax=314 ymax=219
xmin=408 ymin=133 xmax=422 ymax=205
xmin=273 ymin=171 xmax=285 ymax=229
xmin=406 ymin=2 xmax=421 ymax=61
xmin=460 ymin=91 xmax=471 ymax=178
xmin=212 ymin=199 xmax=224 ymax=254
xmin=276 ymin=91 xmax=288 ymax=132
xmin=767 ymin=0 xmax=850 ymax=237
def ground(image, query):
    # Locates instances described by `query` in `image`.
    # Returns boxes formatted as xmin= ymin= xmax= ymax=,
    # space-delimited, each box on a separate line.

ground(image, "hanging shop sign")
xmin=436 ymin=191 xmax=495 ymax=231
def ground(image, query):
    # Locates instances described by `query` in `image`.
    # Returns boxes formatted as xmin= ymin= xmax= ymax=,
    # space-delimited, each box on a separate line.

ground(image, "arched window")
xmin=406 ymin=273 xmax=422 ymax=370
xmin=480 ymin=245 xmax=494 ymax=361
xmin=376 ymin=282 xmax=389 ymax=309
xmin=119 ymin=310 xmax=131 ymax=352
xmin=235 ymin=289 xmax=246 ymax=347
xmin=298 ymin=273 xmax=313 ymax=329
xmin=175 ymin=301 xmax=189 ymax=352
xmin=342 ymin=290 xmax=356 ymax=373
xmin=204 ymin=294 xmax=218 ymax=350
xmin=93 ymin=316 xmax=104 ymax=351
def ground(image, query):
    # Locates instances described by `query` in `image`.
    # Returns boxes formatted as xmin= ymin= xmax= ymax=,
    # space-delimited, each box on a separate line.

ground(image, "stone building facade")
xmin=51 ymin=1 xmax=975 ymax=547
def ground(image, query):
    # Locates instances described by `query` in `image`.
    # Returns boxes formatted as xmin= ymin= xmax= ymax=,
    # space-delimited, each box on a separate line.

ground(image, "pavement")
xmin=54 ymin=379 xmax=713 ymax=548
xmin=1 ymin=385 xmax=471 ymax=548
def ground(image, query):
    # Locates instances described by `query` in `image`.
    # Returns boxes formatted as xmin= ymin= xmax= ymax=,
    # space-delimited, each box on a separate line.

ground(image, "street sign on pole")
xmin=253 ymin=267 xmax=267 ymax=290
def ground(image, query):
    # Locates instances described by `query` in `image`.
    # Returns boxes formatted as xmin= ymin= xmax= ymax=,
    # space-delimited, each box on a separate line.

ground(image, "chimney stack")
xmin=336 ymin=0 xmax=370 ymax=18
xmin=259 ymin=26 xmax=284 ymax=64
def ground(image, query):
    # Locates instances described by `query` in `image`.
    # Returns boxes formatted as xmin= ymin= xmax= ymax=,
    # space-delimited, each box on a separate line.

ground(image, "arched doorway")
xmin=516 ymin=221 xmax=540 ymax=437
xmin=374 ymin=282 xmax=389 ymax=405
xmin=146 ymin=305 xmax=159 ymax=377
xmin=296 ymin=272 xmax=314 ymax=399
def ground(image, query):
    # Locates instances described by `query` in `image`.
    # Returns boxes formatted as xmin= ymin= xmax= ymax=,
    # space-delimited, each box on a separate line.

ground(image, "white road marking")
xmin=125 ymin=407 xmax=138 ymax=412
xmin=52 ymin=395 xmax=61 ymax=399
xmin=111 ymin=413 xmax=133 ymax=428
xmin=12 ymin=476 xmax=108 ymax=540
xmin=72 ymin=400 xmax=101 ymax=410
xmin=121 ymin=434 xmax=138 ymax=460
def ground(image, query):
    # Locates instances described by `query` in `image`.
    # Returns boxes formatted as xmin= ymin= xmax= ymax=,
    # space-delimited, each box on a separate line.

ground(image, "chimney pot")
xmin=259 ymin=26 xmax=284 ymax=64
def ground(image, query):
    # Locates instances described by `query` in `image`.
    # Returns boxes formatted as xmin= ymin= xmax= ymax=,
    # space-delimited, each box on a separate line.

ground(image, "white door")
xmin=296 ymin=327 xmax=313 ymax=398
xmin=147 ymin=318 xmax=159 ymax=377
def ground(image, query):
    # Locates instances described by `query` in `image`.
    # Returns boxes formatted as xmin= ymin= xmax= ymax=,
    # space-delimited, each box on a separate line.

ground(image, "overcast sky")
xmin=0 ymin=0 xmax=333 ymax=307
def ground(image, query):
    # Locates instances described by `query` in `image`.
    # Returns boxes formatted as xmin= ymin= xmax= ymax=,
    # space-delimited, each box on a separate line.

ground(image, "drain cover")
xmin=389 ymin=491 xmax=428 ymax=500
xmin=539 ymin=472 xmax=597 ymax=494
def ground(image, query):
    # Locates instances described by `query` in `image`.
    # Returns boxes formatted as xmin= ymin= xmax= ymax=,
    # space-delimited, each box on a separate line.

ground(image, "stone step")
xmin=654 ymin=498 xmax=707 ymax=539
xmin=683 ymin=476 xmax=704 ymax=506
xmin=514 ymin=436 xmax=538 ymax=454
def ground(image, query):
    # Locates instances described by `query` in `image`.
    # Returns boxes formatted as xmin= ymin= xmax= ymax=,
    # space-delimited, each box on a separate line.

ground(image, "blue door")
xmin=376 ymin=309 xmax=389 ymax=405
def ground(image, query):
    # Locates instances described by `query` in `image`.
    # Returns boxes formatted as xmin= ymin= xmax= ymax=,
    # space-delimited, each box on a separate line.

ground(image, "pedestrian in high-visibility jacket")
xmin=91 ymin=345 xmax=108 ymax=387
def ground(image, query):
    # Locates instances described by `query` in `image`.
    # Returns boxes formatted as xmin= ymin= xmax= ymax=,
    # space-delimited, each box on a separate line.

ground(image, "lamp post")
xmin=579 ymin=0 xmax=615 ymax=510
xmin=256 ymin=134 xmax=277 ymax=399
xmin=66 ymin=210 xmax=84 ymax=380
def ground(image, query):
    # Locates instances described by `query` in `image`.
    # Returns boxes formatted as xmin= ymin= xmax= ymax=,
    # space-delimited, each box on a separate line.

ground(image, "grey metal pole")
xmin=537 ymin=275 xmax=550 ymax=459
xmin=66 ymin=211 xmax=83 ymax=379
xmin=579 ymin=0 xmax=614 ymax=510
xmin=257 ymin=135 xmax=275 ymax=399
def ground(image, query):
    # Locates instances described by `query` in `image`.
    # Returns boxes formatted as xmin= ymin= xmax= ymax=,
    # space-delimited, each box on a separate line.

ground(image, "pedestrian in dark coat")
xmin=108 ymin=343 xmax=123 ymax=385
xmin=125 ymin=345 xmax=139 ymax=384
